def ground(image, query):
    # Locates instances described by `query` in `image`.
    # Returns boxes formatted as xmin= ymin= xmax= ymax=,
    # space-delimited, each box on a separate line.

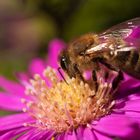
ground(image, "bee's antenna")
xmin=57 ymin=67 xmax=69 ymax=85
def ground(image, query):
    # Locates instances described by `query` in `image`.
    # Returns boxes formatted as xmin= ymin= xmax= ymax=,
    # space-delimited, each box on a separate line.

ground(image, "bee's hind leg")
xmin=112 ymin=70 xmax=124 ymax=90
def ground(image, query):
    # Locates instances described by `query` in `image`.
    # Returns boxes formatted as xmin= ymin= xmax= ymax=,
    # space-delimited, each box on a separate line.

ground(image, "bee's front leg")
xmin=92 ymin=70 xmax=98 ymax=91
xmin=73 ymin=64 xmax=85 ymax=82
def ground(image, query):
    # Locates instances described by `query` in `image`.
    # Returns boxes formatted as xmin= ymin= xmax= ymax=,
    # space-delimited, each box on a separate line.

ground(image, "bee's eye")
xmin=60 ymin=56 xmax=68 ymax=70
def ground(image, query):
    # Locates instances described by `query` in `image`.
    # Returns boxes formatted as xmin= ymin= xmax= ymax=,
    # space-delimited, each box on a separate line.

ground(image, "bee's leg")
xmin=99 ymin=59 xmax=124 ymax=89
xmin=112 ymin=70 xmax=124 ymax=90
xmin=73 ymin=64 xmax=85 ymax=82
xmin=99 ymin=59 xmax=119 ymax=71
xmin=92 ymin=70 xmax=98 ymax=91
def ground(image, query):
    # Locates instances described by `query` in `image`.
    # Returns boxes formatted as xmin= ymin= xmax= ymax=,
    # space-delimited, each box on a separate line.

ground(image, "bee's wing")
xmin=99 ymin=18 xmax=140 ymax=48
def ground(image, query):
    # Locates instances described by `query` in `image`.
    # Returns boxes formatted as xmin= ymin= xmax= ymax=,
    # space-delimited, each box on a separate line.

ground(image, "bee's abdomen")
xmin=116 ymin=51 xmax=131 ymax=64
xmin=125 ymin=50 xmax=139 ymax=68
xmin=115 ymin=50 xmax=140 ymax=79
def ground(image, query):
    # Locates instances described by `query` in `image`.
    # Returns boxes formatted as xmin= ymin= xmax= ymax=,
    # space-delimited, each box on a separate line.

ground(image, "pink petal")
xmin=0 ymin=76 xmax=25 ymax=97
xmin=18 ymin=129 xmax=55 ymax=140
xmin=18 ymin=129 xmax=53 ymax=140
xmin=0 ymin=127 xmax=30 ymax=140
xmin=117 ymin=73 xmax=140 ymax=98
xmin=127 ymin=94 xmax=140 ymax=100
xmin=76 ymin=126 xmax=84 ymax=140
xmin=56 ymin=133 xmax=65 ymax=140
xmin=16 ymin=72 xmax=30 ymax=82
xmin=65 ymin=130 xmax=77 ymax=140
xmin=0 ymin=92 xmax=24 ymax=111
xmin=94 ymin=131 xmax=112 ymax=140
xmin=0 ymin=113 xmax=34 ymax=131
xmin=125 ymin=111 xmax=140 ymax=124
xmin=17 ymin=128 xmax=37 ymax=140
xmin=83 ymin=127 xmax=97 ymax=140
xmin=28 ymin=58 xmax=46 ymax=76
xmin=119 ymin=99 xmax=140 ymax=112
xmin=76 ymin=126 xmax=97 ymax=140
xmin=92 ymin=114 xmax=138 ymax=137
xmin=28 ymin=131 xmax=46 ymax=140
xmin=47 ymin=39 xmax=66 ymax=68
xmin=39 ymin=131 xmax=55 ymax=140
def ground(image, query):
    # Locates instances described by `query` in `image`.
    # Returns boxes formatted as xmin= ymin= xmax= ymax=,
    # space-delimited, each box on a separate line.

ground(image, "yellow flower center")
xmin=21 ymin=67 xmax=115 ymax=132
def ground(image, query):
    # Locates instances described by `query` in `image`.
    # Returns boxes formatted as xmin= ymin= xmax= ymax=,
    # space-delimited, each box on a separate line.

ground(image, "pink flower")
xmin=0 ymin=39 xmax=140 ymax=140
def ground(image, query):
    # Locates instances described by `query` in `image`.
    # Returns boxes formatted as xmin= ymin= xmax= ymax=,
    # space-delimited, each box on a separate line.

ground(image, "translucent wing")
xmin=99 ymin=18 xmax=140 ymax=47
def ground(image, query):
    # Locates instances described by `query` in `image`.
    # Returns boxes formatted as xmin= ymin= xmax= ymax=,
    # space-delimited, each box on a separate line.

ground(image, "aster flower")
xmin=0 ymin=39 xmax=140 ymax=140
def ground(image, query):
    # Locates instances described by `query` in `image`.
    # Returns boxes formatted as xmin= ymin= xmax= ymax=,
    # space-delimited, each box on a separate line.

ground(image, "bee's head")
xmin=59 ymin=50 xmax=77 ymax=78
xmin=60 ymin=55 xmax=68 ymax=71
xmin=59 ymin=50 xmax=70 ymax=72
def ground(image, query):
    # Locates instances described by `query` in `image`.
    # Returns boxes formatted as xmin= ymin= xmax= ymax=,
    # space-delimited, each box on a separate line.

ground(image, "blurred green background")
xmin=0 ymin=0 xmax=140 ymax=78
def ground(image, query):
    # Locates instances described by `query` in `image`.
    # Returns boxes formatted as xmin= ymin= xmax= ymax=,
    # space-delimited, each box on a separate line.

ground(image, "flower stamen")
xmin=22 ymin=67 xmax=115 ymax=132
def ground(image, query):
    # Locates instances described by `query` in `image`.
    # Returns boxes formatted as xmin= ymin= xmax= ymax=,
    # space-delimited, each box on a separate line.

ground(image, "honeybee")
xmin=59 ymin=18 xmax=140 ymax=90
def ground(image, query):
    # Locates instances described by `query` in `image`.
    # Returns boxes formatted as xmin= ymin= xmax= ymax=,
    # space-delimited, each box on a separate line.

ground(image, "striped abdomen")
xmin=113 ymin=50 xmax=140 ymax=79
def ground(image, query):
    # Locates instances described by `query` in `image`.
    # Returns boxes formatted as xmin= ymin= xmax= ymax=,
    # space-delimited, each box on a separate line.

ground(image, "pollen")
xmin=22 ymin=67 xmax=115 ymax=132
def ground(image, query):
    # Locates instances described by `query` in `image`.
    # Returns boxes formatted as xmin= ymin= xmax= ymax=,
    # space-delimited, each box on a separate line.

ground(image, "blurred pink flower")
xmin=0 ymin=39 xmax=140 ymax=140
